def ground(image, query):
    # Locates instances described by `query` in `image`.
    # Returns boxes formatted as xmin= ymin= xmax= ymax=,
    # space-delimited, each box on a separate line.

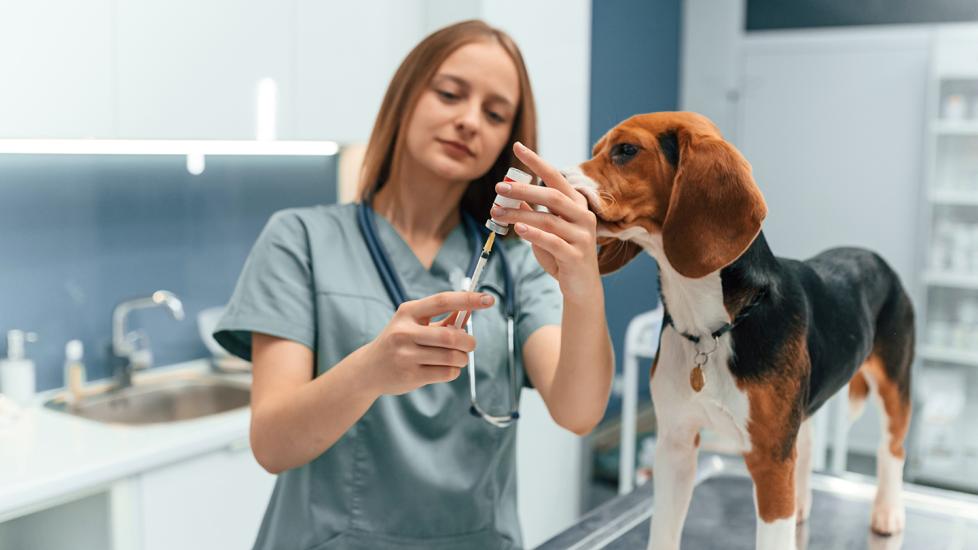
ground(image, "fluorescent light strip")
xmin=0 ymin=140 xmax=339 ymax=156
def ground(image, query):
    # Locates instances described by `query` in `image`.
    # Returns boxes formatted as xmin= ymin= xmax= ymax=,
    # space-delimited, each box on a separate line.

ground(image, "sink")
xmin=46 ymin=376 xmax=251 ymax=425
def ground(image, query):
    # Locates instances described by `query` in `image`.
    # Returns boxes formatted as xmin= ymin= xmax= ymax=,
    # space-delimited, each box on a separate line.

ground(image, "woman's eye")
xmin=611 ymin=143 xmax=639 ymax=165
xmin=487 ymin=111 xmax=505 ymax=123
xmin=437 ymin=90 xmax=459 ymax=101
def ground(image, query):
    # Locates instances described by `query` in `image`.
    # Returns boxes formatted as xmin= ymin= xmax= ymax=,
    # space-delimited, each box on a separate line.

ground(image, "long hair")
xmin=357 ymin=19 xmax=537 ymax=232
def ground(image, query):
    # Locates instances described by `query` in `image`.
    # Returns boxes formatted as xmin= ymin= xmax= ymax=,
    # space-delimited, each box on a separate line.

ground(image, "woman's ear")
xmin=597 ymin=237 xmax=643 ymax=275
xmin=661 ymin=129 xmax=767 ymax=278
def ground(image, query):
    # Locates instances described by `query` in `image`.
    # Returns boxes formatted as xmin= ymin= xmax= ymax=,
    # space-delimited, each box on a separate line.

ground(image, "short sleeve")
xmin=214 ymin=210 xmax=315 ymax=361
xmin=510 ymin=243 xmax=563 ymax=388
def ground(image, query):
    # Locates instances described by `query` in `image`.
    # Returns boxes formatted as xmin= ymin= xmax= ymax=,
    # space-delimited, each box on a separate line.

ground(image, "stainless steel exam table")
xmin=537 ymin=454 xmax=978 ymax=549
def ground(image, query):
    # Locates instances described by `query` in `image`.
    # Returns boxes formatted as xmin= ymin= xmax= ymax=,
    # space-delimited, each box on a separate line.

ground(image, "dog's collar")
xmin=662 ymin=288 xmax=768 ymax=345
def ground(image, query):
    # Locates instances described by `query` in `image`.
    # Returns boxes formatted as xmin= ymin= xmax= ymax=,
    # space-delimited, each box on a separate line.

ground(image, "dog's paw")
xmin=870 ymin=501 xmax=905 ymax=536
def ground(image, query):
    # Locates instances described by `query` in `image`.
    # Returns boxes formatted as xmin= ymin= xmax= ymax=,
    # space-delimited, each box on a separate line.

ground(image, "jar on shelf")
xmin=944 ymin=94 xmax=968 ymax=121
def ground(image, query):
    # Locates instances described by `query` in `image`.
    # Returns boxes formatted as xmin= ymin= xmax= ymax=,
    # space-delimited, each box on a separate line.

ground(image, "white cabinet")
xmin=138 ymin=438 xmax=275 ymax=550
xmin=910 ymin=26 xmax=978 ymax=491
xmin=115 ymin=0 xmax=294 ymax=140
xmin=1 ymin=1 xmax=430 ymax=140
xmin=0 ymin=0 xmax=115 ymax=138
xmin=292 ymin=0 xmax=424 ymax=143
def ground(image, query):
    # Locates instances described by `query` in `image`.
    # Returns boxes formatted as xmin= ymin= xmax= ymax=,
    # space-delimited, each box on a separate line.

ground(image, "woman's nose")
xmin=454 ymin=101 xmax=481 ymax=137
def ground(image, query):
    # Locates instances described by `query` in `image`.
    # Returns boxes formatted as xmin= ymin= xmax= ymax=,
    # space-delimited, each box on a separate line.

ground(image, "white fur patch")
xmin=756 ymin=516 xmax=797 ymax=550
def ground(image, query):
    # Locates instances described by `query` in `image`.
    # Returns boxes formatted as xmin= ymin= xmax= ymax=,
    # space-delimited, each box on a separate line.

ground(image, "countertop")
xmin=0 ymin=360 xmax=253 ymax=522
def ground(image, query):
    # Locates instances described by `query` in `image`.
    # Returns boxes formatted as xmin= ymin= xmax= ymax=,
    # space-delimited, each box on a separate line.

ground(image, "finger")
xmin=416 ymin=345 xmax=469 ymax=368
xmin=401 ymin=291 xmax=494 ymax=323
xmin=495 ymin=180 xmax=583 ymax=221
xmin=512 ymin=142 xmax=579 ymax=200
xmin=420 ymin=366 xmax=462 ymax=384
xmin=513 ymin=222 xmax=578 ymax=260
xmin=413 ymin=325 xmax=476 ymax=352
xmin=491 ymin=205 xmax=587 ymax=245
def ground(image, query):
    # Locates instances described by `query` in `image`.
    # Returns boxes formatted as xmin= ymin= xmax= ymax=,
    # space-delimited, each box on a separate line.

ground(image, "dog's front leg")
xmin=745 ymin=450 xmax=798 ymax=550
xmin=648 ymin=425 xmax=700 ymax=550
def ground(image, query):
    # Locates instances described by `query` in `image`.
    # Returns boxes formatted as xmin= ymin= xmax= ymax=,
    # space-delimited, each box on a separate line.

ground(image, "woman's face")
xmin=403 ymin=40 xmax=520 ymax=184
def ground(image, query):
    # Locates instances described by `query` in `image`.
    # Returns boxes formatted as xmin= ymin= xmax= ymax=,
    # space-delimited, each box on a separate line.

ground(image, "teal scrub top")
xmin=214 ymin=203 xmax=563 ymax=550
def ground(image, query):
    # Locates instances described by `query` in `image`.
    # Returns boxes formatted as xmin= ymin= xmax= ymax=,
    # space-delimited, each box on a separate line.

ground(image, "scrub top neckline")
xmin=370 ymin=208 xmax=472 ymax=289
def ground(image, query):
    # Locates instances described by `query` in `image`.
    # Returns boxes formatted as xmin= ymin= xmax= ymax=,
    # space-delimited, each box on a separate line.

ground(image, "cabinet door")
xmin=139 ymin=439 xmax=276 ymax=550
xmin=0 ymin=0 xmax=114 ymax=138
xmin=116 ymin=0 xmax=294 ymax=139
xmin=293 ymin=0 xmax=424 ymax=142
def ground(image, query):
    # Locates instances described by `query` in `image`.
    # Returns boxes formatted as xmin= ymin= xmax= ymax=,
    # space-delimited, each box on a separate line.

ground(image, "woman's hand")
xmin=363 ymin=291 xmax=495 ymax=395
xmin=492 ymin=142 xmax=602 ymax=305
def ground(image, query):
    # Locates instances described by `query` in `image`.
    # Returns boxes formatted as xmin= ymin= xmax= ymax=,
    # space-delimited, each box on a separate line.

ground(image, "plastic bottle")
xmin=0 ymin=330 xmax=37 ymax=407
xmin=64 ymin=339 xmax=86 ymax=405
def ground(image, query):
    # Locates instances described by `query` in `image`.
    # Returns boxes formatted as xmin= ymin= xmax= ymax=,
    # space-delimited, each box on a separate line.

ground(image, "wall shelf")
xmin=929 ymin=189 xmax=978 ymax=206
xmin=919 ymin=345 xmax=978 ymax=368
xmin=931 ymin=121 xmax=978 ymax=135
xmin=923 ymin=270 xmax=978 ymax=289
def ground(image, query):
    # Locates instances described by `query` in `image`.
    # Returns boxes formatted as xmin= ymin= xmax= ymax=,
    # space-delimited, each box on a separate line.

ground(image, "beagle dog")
xmin=565 ymin=112 xmax=914 ymax=550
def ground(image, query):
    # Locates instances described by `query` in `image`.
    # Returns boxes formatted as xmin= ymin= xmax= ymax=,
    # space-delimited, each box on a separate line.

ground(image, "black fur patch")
xmin=657 ymin=130 xmax=679 ymax=168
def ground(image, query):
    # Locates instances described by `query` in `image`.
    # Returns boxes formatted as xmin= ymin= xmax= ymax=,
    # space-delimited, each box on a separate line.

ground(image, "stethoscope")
xmin=356 ymin=202 xmax=520 ymax=428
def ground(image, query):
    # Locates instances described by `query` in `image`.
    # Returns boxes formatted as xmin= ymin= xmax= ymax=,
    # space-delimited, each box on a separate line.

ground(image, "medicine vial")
xmin=486 ymin=167 xmax=532 ymax=235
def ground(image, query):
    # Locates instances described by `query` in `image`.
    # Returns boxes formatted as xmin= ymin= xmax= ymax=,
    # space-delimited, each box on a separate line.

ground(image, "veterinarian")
xmin=214 ymin=20 xmax=613 ymax=550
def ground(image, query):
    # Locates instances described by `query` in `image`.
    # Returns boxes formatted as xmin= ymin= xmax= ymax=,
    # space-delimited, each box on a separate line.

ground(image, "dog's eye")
xmin=610 ymin=143 xmax=639 ymax=165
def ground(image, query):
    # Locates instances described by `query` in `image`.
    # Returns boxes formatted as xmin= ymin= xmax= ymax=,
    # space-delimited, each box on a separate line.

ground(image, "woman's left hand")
xmin=492 ymin=142 xmax=602 ymax=306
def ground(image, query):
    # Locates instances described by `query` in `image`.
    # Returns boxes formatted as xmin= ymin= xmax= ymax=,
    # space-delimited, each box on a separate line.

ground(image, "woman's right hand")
xmin=363 ymin=291 xmax=496 ymax=395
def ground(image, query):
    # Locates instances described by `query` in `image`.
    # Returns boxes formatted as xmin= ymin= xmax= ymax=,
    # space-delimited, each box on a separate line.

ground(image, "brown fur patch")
xmin=744 ymin=448 xmax=797 ymax=522
xmin=861 ymin=353 xmax=911 ymax=459
xmin=738 ymin=327 xmax=808 ymax=522
xmin=723 ymin=288 xmax=763 ymax=323
xmin=848 ymin=370 xmax=869 ymax=403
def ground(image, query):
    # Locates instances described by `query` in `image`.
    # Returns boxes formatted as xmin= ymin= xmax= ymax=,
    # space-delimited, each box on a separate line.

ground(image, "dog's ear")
xmin=661 ymin=129 xmax=767 ymax=278
xmin=597 ymin=237 xmax=643 ymax=275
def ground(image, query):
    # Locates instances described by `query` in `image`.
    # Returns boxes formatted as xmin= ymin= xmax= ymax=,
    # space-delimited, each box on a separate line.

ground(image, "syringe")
xmin=454 ymin=232 xmax=496 ymax=329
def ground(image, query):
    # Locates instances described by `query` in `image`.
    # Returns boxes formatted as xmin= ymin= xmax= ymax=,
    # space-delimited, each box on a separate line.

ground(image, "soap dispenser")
xmin=0 ymin=330 xmax=38 ymax=406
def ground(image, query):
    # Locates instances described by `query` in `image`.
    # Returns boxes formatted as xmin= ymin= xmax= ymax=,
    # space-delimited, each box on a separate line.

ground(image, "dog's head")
xmin=567 ymin=112 xmax=767 ymax=279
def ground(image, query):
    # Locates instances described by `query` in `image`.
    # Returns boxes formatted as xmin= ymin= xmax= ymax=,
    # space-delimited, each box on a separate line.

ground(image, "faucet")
xmin=111 ymin=290 xmax=185 ymax=390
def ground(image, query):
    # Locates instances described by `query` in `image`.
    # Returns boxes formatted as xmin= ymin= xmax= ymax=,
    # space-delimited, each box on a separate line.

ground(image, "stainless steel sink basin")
xmin=47 ymin=376 xmax=251 ymax=425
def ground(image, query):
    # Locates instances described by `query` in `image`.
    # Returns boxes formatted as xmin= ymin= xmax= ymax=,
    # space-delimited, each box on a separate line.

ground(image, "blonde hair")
xmin=357 ymin=20 xmax=537 ymax=229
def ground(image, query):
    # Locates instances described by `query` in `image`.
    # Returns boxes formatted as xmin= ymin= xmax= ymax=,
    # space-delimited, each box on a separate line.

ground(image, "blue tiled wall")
xmin=591 ymin=0 xmax=681 ymax=413
xmin=0 ymin=154 xmax=336 ymax=391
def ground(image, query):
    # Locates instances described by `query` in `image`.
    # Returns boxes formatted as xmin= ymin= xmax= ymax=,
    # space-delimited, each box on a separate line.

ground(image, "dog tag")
xmin=690 ymin=366 xmax=705 ymax=392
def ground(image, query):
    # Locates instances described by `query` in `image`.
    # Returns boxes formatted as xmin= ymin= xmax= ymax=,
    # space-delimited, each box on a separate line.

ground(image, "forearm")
xmin=251 ymin=344 xmax=380 ymax=473
xmin=548 ymin=294 xmax=615 ymax=434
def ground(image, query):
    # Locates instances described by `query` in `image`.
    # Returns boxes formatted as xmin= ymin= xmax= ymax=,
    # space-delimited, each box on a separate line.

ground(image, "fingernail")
xmin=481 ymin=294 xmax=494 ymax=305
xmin=515 ymin=223 xmax=528 ymax=234
xmin=496 ymin=182 xmax=511 ymax=193
xmin=515 ymin=141 xmax=527 ymax=151
xmin=491 ymin=205 xmax=504 ymax=216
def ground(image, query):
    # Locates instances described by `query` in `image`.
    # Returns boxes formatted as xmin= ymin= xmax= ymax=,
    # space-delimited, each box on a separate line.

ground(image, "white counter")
xmin=0 ymin=360 xmax=253 ymax=522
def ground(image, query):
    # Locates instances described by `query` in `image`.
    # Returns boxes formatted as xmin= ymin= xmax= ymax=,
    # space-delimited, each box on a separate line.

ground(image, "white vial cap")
xmin=504 ymin=167 xmax=532 ymax=185
xmin=487 ymin=167 xmax=533 ymax=235
xmin=66 ymin=340 xmax=84 ymax=361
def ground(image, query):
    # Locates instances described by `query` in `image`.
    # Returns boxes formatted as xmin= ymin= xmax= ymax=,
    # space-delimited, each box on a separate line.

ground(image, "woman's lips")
xmin=437 ymin=139 xmax=474 ymax=158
